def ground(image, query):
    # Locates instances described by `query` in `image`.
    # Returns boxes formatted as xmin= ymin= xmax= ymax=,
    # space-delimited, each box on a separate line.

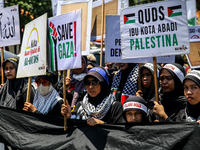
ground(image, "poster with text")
xmin=0 ymin=5 xmax=20 ymax=47
xmin=17 ymin=13 xmax=47 ymax=78
xmin=48 ymin=9 xmax=82 ymax=71
xmin=120 ymin=1 xmax=190 ymax=59
xmin=105 ymin=15 xmax=175 ymax=63
xmin=188 ymin=26 xmax=200 ymax=42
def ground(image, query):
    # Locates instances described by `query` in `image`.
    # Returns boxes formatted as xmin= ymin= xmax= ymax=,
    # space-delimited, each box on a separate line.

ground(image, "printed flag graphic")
xmin=168 ymin=5 xmax=182 ymax=17
xmin=124 ymin=13 xmax=135 ymax=24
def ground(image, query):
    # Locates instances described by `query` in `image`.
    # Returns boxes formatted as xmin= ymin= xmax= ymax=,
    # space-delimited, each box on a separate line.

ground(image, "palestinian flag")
xmin=124 ymin=13 xmax=135 ymax=24
xmin=186 ymin=0 xmax=196 ymax=26
xmin=168 ymin=5 xmax=182 ymax=17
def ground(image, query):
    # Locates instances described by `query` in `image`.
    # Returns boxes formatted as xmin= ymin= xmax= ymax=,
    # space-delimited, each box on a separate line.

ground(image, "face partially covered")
xmin=142 ymin=68 xmax=152 ymax=88
xmin=4 ymin=62 xmax=16 ymax=80
xmin=118 ymin=63 xmax=128 ymax=71
xmin=160 ymin=69 xmax=174 ymax=93
xmin=184 ymin=79 xmax=200 ymax=105
xmin=125 ymin=110 xmax=143 ymax=123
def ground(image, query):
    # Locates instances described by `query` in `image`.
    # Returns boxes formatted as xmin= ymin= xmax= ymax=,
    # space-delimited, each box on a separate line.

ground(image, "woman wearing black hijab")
xmin=183 ymin=70 xmax=200 ymax=123
xmin=0 ymin=56 xmax=35 ymax=110
xmin=136 ymin=63 xmax=160 ymax=103
xmin=61 ymin=67 xmax=125 ymax=126
xmin=148 ymin=63 xmax=187 ymax=122
xmin=111 ymin=63 xmax=139 ymax=105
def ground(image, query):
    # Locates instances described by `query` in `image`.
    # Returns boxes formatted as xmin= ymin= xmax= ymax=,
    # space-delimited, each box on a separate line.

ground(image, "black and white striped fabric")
xmin=111 ymin=64 xmax=139 ymax=99
xmin=72 ymin=94 xmax=114 ymax=120
xmin=33 ymin=89 xmax=60 ymax=115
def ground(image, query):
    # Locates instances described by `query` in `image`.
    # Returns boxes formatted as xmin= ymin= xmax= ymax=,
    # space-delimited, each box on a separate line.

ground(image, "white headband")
xmin=186 ymin=70 xmax=200 ymax=81
xmin=144 ymin=63 xmax=159 ymax=77
xmin=123 ymin=102 xmax=147 ymax=114
xmin=163 ymin=64 xmax=184 ymax=82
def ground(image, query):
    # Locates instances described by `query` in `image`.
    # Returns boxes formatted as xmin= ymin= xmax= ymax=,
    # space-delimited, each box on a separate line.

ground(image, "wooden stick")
xmin=63 ymin=70 xmax=67 ymax=131
xmin=26 ymin=77 xmax=32 ymax=102
xmin=153 ymin=57 xmax=159 ymax=102
xmin=100 ymin=0 xmax=105 ymax=67
xmin=1 ymin=47 xmax=4 ymax=84
xmin=138 ymin=63 xmax=142 ymax=90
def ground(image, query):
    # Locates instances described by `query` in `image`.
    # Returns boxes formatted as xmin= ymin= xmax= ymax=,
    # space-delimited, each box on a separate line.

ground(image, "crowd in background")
xmin=0 ymin=54 xmax=200 ymax=126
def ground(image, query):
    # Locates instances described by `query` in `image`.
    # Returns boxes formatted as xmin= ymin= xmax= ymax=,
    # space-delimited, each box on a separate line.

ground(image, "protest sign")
xmin=120 ymin=1 xmax=190 ymax=59
xmin=57 ymin=0 xmax=92 ymax=55
xmin=91 ymin=0 xmax=121 ymax=41
xmin=0 ymin=5 xmax=20 ymax=47
xmin=17 ymin=13 xmax=47 ymax=78
xmin=188 ymin=26 xmax=200 ymax=42
xmin=186 ymin=42 xmax=200 ymax=69
xmin=105 ymin=15 xmax=175 ymax=63
xmin=48 ymin=9 xmax=82 ymax=71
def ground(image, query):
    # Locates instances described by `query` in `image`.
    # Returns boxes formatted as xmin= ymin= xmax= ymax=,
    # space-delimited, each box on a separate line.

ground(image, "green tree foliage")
xmin=5 ymin=0 xmax=52 ymax=33
xmin=129 ymin=0 xmax=163 ymax=6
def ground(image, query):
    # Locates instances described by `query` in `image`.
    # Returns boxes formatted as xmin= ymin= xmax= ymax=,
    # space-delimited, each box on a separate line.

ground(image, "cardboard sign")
xmin=105 ymin=15 xmax=175 ymax=63
xmin=186 ymin=42 xmax=200 ymax=69
xmin=120 ymin=1 xmax=190 ymax=59
xmin=188 ymin=26 xmax=200 ymax=42
xmin=17 ymin=13 xmax=47 ymax=78
xmin=91 ymin=0 xmax=121 ymax=41
xmin=48 ymin=10 xmax=82 ymax=71
xmin=0 ymin=5 xmax=20 ymax=47
xmin=57 ymin=0 xmax=92 ymax=55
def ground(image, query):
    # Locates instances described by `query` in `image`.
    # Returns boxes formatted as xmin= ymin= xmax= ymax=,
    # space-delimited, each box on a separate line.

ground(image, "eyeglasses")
xmin=84 ymin=80 xmax=100 ymax=87
xmin=35 ymin=79 xmax=50 ymax=86
xmin=160 ymin=76 xmax=173 ymax=81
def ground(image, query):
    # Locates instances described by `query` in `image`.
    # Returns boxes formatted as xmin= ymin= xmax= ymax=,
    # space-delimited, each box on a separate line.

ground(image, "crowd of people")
xmin=0 ymin=54 xmax=200 ymax=126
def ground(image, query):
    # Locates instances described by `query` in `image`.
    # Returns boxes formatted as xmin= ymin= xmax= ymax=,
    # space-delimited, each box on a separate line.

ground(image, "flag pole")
xmin=26 ymin=77 xmax=32 ymax=102
xmin=63 ymin=70 xmax=68 ymax=131
xmin=100 ymin=0 xmax=105 ymax=66
xmin=153 ymin=57 xmax=159 ymax=102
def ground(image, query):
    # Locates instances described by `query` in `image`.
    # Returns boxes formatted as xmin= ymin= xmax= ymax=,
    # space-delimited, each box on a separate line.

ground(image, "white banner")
xmin=48 ymin=9 xmax=82 ymax=71
xmin=57 ymin=0 xmax=92 ymax=55
xmin=0 ymin=5 xmax=20 ymax=47
xmin=188 ymin=26 xmax=200 ymax=42
xmin=120 ymin=1 xmax=190 ymax=59
xmin=17 ymin=13 xmax=47 ymax=78
xmin=105 ymin=15 xmax=175 ymax=63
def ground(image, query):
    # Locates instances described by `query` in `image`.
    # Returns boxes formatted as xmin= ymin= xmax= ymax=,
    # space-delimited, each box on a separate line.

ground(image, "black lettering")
xmin=62 ymin=24 xmax=65 ymax=40
xmin=152 ymin=7 xmax=157 ymax=22
xmin=115 ymin=49 xmax=119 ymax=56
xmin=111 ymin=49 xmax=114 ymax=56
xmin=159 ymin=6 xmax=165 ymax=20
xmin=57 ymin=25 xmax=61 ymax=41
xmin=138 ymin=10 xmax=144 ymax=24
xmin=145 ymin=8 xmax=150 ymax=23
xmin=69 ymin=22 xmax=73 ymax=39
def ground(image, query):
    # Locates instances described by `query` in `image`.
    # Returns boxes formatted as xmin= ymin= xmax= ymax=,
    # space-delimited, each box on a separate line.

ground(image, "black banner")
xmin=0 ymin=106 xmax=199 ymax=150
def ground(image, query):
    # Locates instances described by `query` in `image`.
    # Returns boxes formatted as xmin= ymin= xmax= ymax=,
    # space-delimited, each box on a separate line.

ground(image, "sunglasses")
xmin=84 ymin=79 xmax=100 ymax=87
xmin=35 ymin=79 xmax=50 ymax=86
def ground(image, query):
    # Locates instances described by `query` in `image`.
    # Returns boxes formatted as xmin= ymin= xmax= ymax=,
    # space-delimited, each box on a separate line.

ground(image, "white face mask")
xmin=37 ymin=83 xmax=53 ymax=96
xmin=73 ymin=73 xmax=87 ymax=81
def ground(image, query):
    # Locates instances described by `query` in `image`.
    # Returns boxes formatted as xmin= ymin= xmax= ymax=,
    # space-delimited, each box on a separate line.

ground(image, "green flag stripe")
xmin=188 ymin=17 xmax=196 ymax=26
xmin=169 ymin=12 xmax=182 ymax=17
xmin=125 ymin=19 xmax=135 ymax=24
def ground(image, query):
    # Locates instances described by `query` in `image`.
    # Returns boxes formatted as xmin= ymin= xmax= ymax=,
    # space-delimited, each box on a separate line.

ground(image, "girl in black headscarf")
xmin=148 ymin=63 xmax=187 ymax=122
xmin=183 ymin=70 xmax=200 ymax=123
xmin=111 ymin=63 xmax=139 ymax=105
xmin=136 ymin=63 xmax=160 ymax=103
xmin=0 ymin=56 xmax=35 ymax=110
xmin=61 ymin=67 xmax=125 ymax=126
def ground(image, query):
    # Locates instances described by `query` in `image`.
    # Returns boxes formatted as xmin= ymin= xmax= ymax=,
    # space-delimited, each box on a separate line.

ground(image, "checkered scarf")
xmin=33 ymin=89 xmax=60 ymax=115
xmin=76 ymin=93 xmax=114 ymax=120
xmin=111 ymin=64 xmax=139 ymax=97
